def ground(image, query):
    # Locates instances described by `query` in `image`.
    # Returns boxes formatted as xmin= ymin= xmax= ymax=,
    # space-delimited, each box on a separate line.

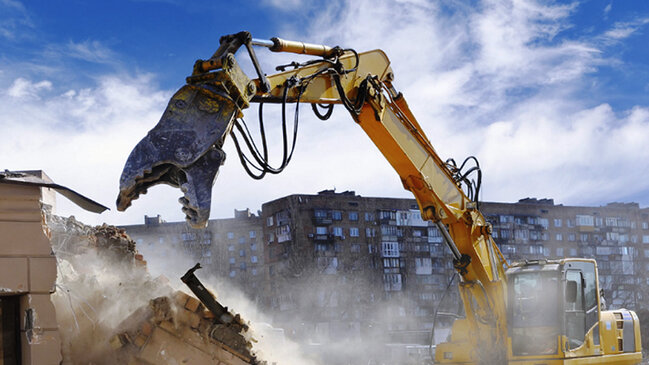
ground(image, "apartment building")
xmin=121 ymin=209 xmax=264 ymax=301
xmin=481 ymin=198 xmax=649 ymax=309
xmin=260 ymin=190 xmax=457 ymax=346
xmin=122 ymin=191 xmax=649 ymax=348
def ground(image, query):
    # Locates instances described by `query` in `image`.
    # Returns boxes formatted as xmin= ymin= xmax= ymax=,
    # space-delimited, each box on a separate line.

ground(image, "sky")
xmin=1 ymin=0 xmax=649 ymax=226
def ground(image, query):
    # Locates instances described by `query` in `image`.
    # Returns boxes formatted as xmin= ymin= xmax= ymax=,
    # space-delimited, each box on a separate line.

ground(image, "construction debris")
xmin=47 ymin=214 xmax=262 ymax=364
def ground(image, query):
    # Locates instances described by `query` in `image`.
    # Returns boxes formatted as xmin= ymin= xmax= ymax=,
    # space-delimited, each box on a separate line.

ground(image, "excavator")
xmin=116 ymin=31 xmax=642 ymax=364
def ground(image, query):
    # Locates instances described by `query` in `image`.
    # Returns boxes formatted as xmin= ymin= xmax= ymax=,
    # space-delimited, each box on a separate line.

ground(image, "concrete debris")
xmin=109 ymin=290 xmax=261 ymax=365
xmin=46 ymin=214 xmax=262 ymax=365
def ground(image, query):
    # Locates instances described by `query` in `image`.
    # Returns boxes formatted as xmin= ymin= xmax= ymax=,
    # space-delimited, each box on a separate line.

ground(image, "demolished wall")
xmin=0 ymin=177 xmax=62 ymax=365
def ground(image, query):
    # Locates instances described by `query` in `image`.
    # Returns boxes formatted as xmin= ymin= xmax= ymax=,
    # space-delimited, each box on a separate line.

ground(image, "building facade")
xmin=121 ymin=209 xmax=264 ymax=302
xmin=122 ymin=191 xmax=649 ymax=358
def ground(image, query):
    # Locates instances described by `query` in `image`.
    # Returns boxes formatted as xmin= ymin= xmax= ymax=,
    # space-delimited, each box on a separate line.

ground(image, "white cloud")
xmin=0 ymin=0 xmax=32 ymax=40
xmin=6 ymin=77 xmax=52 ymax=98
xmin=252 ymin=0 xmax=649 ymax=210
xmin=65 ymin=39 xmax=117 ymax=64
xmin=262 ymin=0 xmax=303 ymax=11
xmin=0 ymin=73 xmax=172 ymax=225
xmin=603 ymin=17 xmax=649 ymax=41
xmin=3 ymin=0 xmax=649 ymax=227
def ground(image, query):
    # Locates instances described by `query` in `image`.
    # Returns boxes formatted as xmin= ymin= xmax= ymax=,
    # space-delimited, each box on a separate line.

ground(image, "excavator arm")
xmin=117 ymin=31 xmax=508 ymax=364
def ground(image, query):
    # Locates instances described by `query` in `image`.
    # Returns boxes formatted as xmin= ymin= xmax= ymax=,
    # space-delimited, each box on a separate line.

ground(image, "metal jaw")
xmin=116 ymin=83 xmax=236 ymax=228
xmin=117 ymin=33 xmax=260 ymax=228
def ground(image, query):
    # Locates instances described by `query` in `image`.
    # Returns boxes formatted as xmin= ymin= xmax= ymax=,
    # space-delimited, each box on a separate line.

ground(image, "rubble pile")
xmin=46 ymin=214 xmax=260 ymax=365
xmin=109 ymin=291 xmax=260 ymax=364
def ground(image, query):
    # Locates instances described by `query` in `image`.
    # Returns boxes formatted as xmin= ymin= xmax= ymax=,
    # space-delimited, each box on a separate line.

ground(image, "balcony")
xmin=313 ymin=233 xmax=335 ymax=243
xmin=313 ymin=216 xmax=333 ymax=225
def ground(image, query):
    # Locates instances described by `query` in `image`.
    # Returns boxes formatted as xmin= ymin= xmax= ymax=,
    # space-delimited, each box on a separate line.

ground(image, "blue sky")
xmin=1 ymin=0 xmax=649 ymax=226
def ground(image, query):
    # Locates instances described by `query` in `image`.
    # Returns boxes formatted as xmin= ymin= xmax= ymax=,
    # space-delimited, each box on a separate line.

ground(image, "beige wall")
xmin=0 ymin=181 xmax=61 ymax=365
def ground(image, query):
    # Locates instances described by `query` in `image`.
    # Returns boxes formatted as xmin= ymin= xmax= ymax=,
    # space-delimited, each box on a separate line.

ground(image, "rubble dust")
xmin=46 ymin=215 xmax=263 ymax=364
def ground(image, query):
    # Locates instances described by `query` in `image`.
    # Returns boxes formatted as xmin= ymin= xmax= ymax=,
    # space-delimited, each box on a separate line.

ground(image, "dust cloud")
xmin=47 ymin=215 xmax=453 ymax=364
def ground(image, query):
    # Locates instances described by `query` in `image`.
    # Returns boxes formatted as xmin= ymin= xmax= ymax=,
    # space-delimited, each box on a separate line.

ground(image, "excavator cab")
xmin=504 ymin=259 xmax=641 ymax=363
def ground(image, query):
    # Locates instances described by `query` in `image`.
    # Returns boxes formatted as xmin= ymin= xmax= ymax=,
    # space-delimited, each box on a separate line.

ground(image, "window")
xmin=643 ymin=235 xmax=649 ymax=244
xmin=350 ymin=227 xmax=359 ymax=237
xmin=514 ymin=229 xmax=529 ymax=240
xmin=249 ymin=230 xmax=256 ymax=238
xmin=239 ymin=249 xmax=245 ymax=257
xmin=605 ymin=217 xmax=617 ymax=227
xmin=332 ymin=210 xmax=342 ymax=220
xmin=227 ymin=232 xmax=234 ymax=239
xmin=276 ymin=210 xmax=289 ymax=225
xmin=566 ymin=219 xmax=574 ymax=228
xmin=415 ymin=258 xmax=433 ymax=275
xmin=576 ymin=215 xmax=594 ymax=227
xmin=381 ymin=225 xmax=398 ymax=236
xmin=538 ymin=218 xmax=549 ymax=229
xmin=383 ymin=273 xmax=402 ymax=291
xmin=383 ymin=258 xmax=400 ymax=268
xmin=314 ymin=209 xmax=327 ymax=218
xmin=556 ymin=247 xmax=564 ymax=256
xmin=501 ymin=230 xmax=511 ymax=239
xmin=251 ymin=255 xmax=258 ymax=263
xmin=251 ymin=268 xmax=258 ymax=276
xmin=368 ymin=244 xmax=377 ymax=254
xmin=238 ymin=237 xmax=246 ymax=244
xmin=251 ymin=243 xmax=257 ymax=251
xmin=228 ymin=244 xmax=235 ymax=251
xmin=268 ymin=232 xmax=275 ymax=243
xmin=316 ymin=226 xmax=327 ymax=235
xmin=266 ymin=216 xmax=274 ymax=226
xmin=556 ymin=233 xmax=563 ymax=241
xmin=554 ymin=219 xmax=562 ymax=227
xmin=643 ymin=222 xmax=649 ymax=230
xmin=500 ymin=215 xmax=514 ymax=223
xmin=366 ymin=227 xmax=376 ymax=237
xmin=349 ymin=211 xmax=359 ymax=221
xmin=351 ymin=244 xmax=361 ymax=253
xmin=379 ymin=210 xmax=396 ymax=220
xmin=229 ymin=270 xmax=236 ymax=277
xmin=381 ymin=242 xmax=399 ymax=257
xmin=596 ymin=247 xmax=612 ymax=255
xmin=365 ymin=212 xmax=375 ymax=221
xmin=276 ymin=224 xmax=291 ymax=242
xmin=333 ymin=227 xmax=343 ymax=237
xmin=240 ymin=262 xmax=246 ymax=270
xmin=569 ymin=248 xmax=577 ymax=256
xmin=229 ymin=258 xmax=236 ymax=264
xmin=580 ymin=234 xmax=588 ymax=242
xmin=568 ymin=234 xmax=576 ymax=242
